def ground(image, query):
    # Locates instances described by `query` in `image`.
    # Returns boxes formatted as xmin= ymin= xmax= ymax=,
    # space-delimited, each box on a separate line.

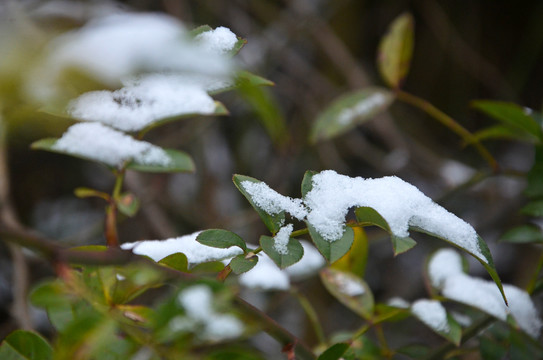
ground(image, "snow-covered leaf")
xmin=310 ymin=87 xmax=395 ymax=142
xmin=308 ymin=223 xmax=354 ymax=263
xmin=410 ymin=299 xmax=461 ymax=345
xmin=196 ymin=229 xmax=248 ymax=253
xmin=320 ymin=268 xmax=374 ymax=318
xmin=260 ymin=235 xmax=304 ymax=269
xmin=158 ymin=253 xmax=189 ymax=272
xmin=377 ymin=13 xmax=414 ymax=88
xmin=233 ymin=174 xmax=286 ymax=234
xmin=126 ymin=149 xmax=195 ymax=173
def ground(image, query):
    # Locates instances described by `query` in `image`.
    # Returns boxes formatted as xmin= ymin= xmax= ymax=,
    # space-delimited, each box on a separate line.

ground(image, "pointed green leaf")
xmin=229 ymin=254 xmax=259 ymax=274
xmin=308 ymin=223 xmax=354 ymax=263
xmin=260 ymin=235 xmax=304 ymax=269
xmin=301 ymin=170 xmax=317 ymax=199
xmin=377 ymin=12 xmax=414 ymax=88
xmin=189 ymin=25 xmax=213 ymax=37
xmin=159 ymin=253 xmax=189 ymax=272
xmin=500 ymin=225 xmax=543 ymax=244
xmin=0 ymin=330 xmax=52 ymax=360
xmin=471 ymin=101 xmax=542 ymax=141
xmin=521 ymin=200 xmax=543 ymax=217
xmin=233 ymin=174 xmax=285 ymax=234
xmin=310 ymin=87 xmax=395 ymax=142
xmin=332 ymin=227 xmax=369 ymax=278
xmin=391 ymin=235 xmax=417 ymax=256
xmin=320 ymin=268 xmax=374 ymax=318
xmin=209 ymin=70 xmax=274 ymax=95
xmin=127 ymin=148 xmax=195 ymax=173
xmin=116 ymin=192 xmax=140 ymax=217
xmin=355 ymin=206 xmax=391 ymax=231
xmin=317 ymin=343 xmax=350 ymax=360
xmin=471 ymin=125 xmax=539 ymax=143
xmin=197 ymin=229 xmax=248 ymax=252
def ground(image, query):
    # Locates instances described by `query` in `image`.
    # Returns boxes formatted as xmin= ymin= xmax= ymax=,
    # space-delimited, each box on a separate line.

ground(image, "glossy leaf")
xmin=0 ymin=330 xmax=52 ymax=360
xmin=127 ymin=149 xmax=195 ymax=173
xmin=301 ymin=170 xmax=316 ymax=199
xmin=229 ymin=254 xmax=258 ymax=274
xmin=260 ymin=235 xmax=304 ymax=269
xmin=472 ymin=101 xmax=542 ymax=141
xmin=391 ymin=235 xmax=417 ymax=256
xmin=159 ymin=253 xmax=189 ymax=272
xmin=308 ymin=223 xmax=354 ymax=263
xmin=317 ymin=343 xmax=350 ymax=360
xmin=310 ymin=87 xmax=395 ymax=142
xmin=233 ymin=174 xmax=285 ymax=234
xmin=116 ymin=192 xmax=140 ymax=217
xmin=500 ymin=225 xmax=543 ymax=244
xmin=332 ymin=227 xmax=369 ymax=277
xmin=197 ymin=229 xmax=248 ymax=252
xmin=320 ymin=268 xmax=374 ymax=318
xmin=377 ymin=13 xmax=414 ymax=88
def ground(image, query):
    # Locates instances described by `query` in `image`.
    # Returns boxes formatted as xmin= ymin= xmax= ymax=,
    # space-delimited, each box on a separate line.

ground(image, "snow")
xmin=173 ymin=285 xmax=243 ymax=341
xmin=411 ymin=299 xmax=450 ymax=333
xmin=27 ymin=13 xmax=235 ymax=102
xmin=121 ymin=231 xmax=243 ymax=266
xmin=387 ymin=297 xmax=410 ymax=309
xmin=304 ymin=171 xmax=483 ymax=261
xmin=337 ymin=92 xmax=389 ymax=125
xmin=241 ymin=181 xmax=307 ymax=221
xmin=52 ymin=122 xmax=171 ymax=168
xmin=242 ymin=170 xmax=484 ymax=262
xmin=273 ymin=224 xmax=293 ymax=254
xmin=195 ymin=27 xmax=238 ymax=55
xmin=238 ymin=254 xmax=290 ymax=291
xmin=68 ymin=74 xmax=217 ymax=132
xmin=334 ymin=273 xmax=366 ymax=296
xmin=428 ymin=249 xmax=542 ymax=338
xmin=285 ymin=241 xmax=326 ymax=279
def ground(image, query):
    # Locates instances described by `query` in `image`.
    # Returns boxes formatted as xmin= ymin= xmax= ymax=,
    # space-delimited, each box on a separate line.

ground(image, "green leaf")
xmin=471 ymin=125 xmax=539 ymax=143
xmin=209 ymin=71 xmax=275 ymax=95
xmin=308 ymin=223 xmax=354 ymax=263
xmin=116 ymin=192 xmax=140 ymax=217
xmin=500 ymin=225 xmax=543 ymax=244
xmin=355 ymin=206 xmax=390 ymax=231
xmin=479 ymin=336 xmax=508 ymax=360
xmin=233 ymin=174 xmax=285 ymax=234
xmin=0 ymin=330 xmax=53 ymax=360
xmin=391 ymin=235 xmax=417 ymax=256
xmin=229 ymin=254 xmax=258 ymax=274
xmin=310 ymin=87 xmax=395 ymax=142
xmin=317 ymin=343 xmax=350 ymax=360
xmin=260 ymin=235 xmax=304 ymax=269
xmin=320 ymin=268 xmax=374 ymax=318
xmin=521 ymin=200 xmax=543 ymax=217
xmin=237 ymin=83 xmax=288 ymax=145
xmin=301 ymin=170 xmax=316 ymax=199
xmin=74 ymin=187 xmax=109 ymax=200
xmin=189 ymin=25 xmax=213 ymax=37
xmin=395 ymin=344 xmax=430 ymax=358
xmin=127 ymin=148 xmax=195 ymax=173
xmin=377 ymin=12 xmax=414 ymax=88
xmin=332 ymin=227 xmax=369 ymax=278
xmin=159 ymin=253 xmax=189 ymax=272
xmin=526 ymin=145 xmax=543 ymax=198
xmin=472 ymin=101 xmax=542 ymax=141
xmin=196 ymin=229 xmax=248 ymax=252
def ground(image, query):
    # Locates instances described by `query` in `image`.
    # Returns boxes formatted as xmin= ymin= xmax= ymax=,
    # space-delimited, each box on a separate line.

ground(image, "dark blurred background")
xmin=1 ymin=0 xmax=543 ymax=353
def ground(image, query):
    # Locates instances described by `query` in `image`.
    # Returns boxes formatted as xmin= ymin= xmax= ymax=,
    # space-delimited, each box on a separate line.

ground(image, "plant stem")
xmin=291 ymin=228 xmax=309 ymax=237
xmin=105 ymin=169 xmax=126 ymax=247
xmin=395 ymin=90 xmax=499 ymax=172
xmin=291 ymin=287 xmax=327 ymax=346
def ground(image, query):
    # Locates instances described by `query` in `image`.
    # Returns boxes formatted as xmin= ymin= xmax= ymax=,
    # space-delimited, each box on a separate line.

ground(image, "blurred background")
xmin=1 ymin=0 xmax=542 ymax=355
